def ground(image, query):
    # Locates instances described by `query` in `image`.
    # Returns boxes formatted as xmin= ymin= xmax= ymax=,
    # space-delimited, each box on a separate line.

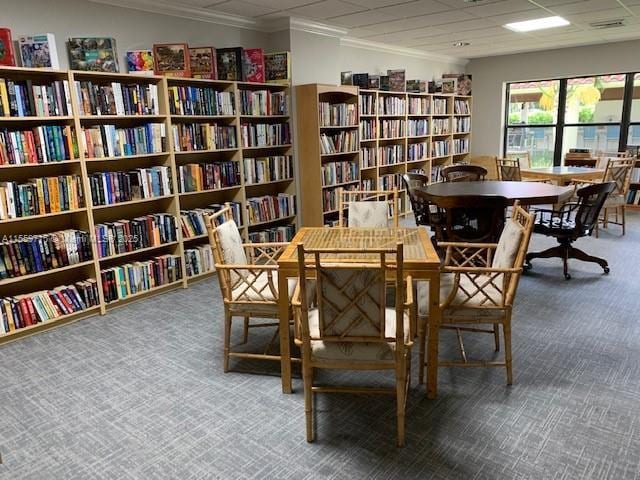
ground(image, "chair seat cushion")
xmin=604 ymin=194 xmax=625 ymax=207
xmin=306 ymin=308 xmax=410 ymax=364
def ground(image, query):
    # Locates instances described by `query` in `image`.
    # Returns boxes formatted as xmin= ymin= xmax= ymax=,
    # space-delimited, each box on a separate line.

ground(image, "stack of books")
xmin=240 ymin=122 xmax=290 ymax=147
xmin=0 ymin=175 xmax=85 ymax=219
xmin=246 ymin=193 xmax=295 ymax=224
xmin=239 ymin=90 xmax=287 ymax=116
xmin=178 ymin=162 xmax=240 ymax=193
xmin=172 ymin=123 xmax=237 ymax=151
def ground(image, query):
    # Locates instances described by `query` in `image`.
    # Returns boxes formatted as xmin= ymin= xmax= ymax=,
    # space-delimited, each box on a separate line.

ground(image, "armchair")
xmin=337 ymin=188 xmax=399 ymax=227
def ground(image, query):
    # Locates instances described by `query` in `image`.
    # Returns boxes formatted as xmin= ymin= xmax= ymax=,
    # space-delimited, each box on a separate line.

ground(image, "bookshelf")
xmin=0 ymin=67 xmax=296 ymax=343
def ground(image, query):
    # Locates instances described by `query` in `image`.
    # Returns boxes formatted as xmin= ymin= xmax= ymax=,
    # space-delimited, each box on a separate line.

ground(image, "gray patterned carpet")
xmin=1 ymin=214 xmax=640 ymax=479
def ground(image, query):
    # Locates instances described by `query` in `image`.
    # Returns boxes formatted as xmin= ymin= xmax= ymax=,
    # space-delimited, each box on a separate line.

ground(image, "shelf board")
xmin=453 ymin=131 xmax=471 ymax=135
xmin=84 ymin=152 xmax=169 ymax=162
xmin=78 ymin=114 xmax=166 ymax=121
xmin=167 ymin=77 xmax=234 ymax=87
xmin=407 ymin=158 xmax=430 ymax=164
xmin=432 ymin=133 xmax=452 ymax=137
xmin=236 ymin=81 xmax=289 ymax=89
xmin=187 ymin=270 xmax=216 ymax=282
xmin=247 ymin=215 xmax=296 ymax=228
xmin=244 ymin=178 xmax=294 ymax=187
xmin=360 ymin=138 xmax=378 ymax=142
xmin=454 ymin=114 xmax=471 ymax=116
xmin=98 ymin=241 xmax=179 ymax=262
xmin=0 ymin=160 xmax=81 ymax=169
xmin=379 ymin=163 xmax=405 ymax=168
xmin=361 ymin=166 xmax=377 ymax=170
xmin=359 ymin=114 xmax=376 ymax=118
xmin=173 ymin=147 xmax=239 ymax=155
xmin=242 ymin=144 xmax=293 ymax=151
xmin=0 ymin=260 xmax=95 ymax=287
xmin=432 ymin=113 xmax=450 ymax=117
xmin=183 ymin=233 xmax=208 ymax=242
xmin=105 ymin=279 xmax=184 ymax=309
xmin=320 ymin=125 xmax=359 ymax=130
xmin=379 ymin=136 xmax=406 ymax=141
xmin=432 ymin=154 xmax=451 ymax=160
xmin=92 ymin=195 xmax=173 ymax=210
xmin=171 ymin=114 xmax=236 ymax=121
xmin=407 ymin=113 xmax=430 ymax=117
xmin=320 ymin=150 xmax=359 ymax=157
xmin=378 ymin=114 xmax=406 ymax=118
xmin=407 ymin=134 xmax=430 ymax=139
xmin=240 ymin=114 xmax=290 ymax=119
xmin=179 ymin=185 xmax=242 ymax=196
xmin=453 ymin=151 xmax=470 ymax=156
xmin=322 ymin=180 xmax=359 ymax=189
xmin=0 ymin=208 xmax=87 ymax=224
xmin=0 ymin=115 xmax=74 ymax=122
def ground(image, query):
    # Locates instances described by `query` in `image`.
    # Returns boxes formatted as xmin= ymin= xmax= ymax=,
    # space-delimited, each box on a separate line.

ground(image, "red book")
xmin=243 ymin=48 xmax=265 ymax=83
xmin=0 ymin=28 xmax=16 ymax=66
xmin=18 ymin=298 xmax=31 ymax=326
xmin=25 ymin=297 xmax=38 ymax=324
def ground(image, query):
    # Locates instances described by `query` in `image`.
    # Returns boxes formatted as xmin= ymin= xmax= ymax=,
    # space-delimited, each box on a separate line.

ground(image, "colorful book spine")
xmin=81 ymin=123 xmax=166 ymax=158
xmin=0 ymin=78 xmax=72 ymax=117
xmin=239 ymin=90 xmax=287 ymax=116
xmin=178 ymin=162 xmax=240 ymax=192
xmin=88 ymin=167 xmax=172 ymax=206
xmin=168 ymin=86 xmax=234 ymax=116
xmin=0 ymin=126 xmax=77 ymax=164
xmin=243 ymin=155 xmax=293 ymax=185
xmin=171 ymin=123 xmax=237 ymax=152
xmin=184 ymin=245 xmax=214 ymax=277
xmin=246 ymin=193 xmax=295 ymax=225
xmin=74 ymin=81 xmax=159 ymax=116
xmin=240 ymin=123 xmax=290 ymax=148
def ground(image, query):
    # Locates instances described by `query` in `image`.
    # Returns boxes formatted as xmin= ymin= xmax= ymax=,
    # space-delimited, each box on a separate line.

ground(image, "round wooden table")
xmin=417 ymin=180 xmax=574 ymax=206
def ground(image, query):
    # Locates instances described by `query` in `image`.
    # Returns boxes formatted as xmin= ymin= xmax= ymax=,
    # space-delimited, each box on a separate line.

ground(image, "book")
xmin=240 ymin=122 xmax=290 ymax=148
xmin=189 ymin=46 xmax=216 ymax=79
xmin=368 ymin=75 xmax=380 ymax=89
xmin=184 ymin=244 xmax=214 ymax=277
xmin=0 ymin=28 xmax=16 ymax=66
xmin=388 ymin=69 xmax=406 ymax=92
xmin=18 ymin=34 xmax=59 ymax=69
xmin=153 ymin=43 xmax=190 ymax=77
xmin=380 ymin=75 xmax=390 ymax=91
xmin=178 ymin=161 xmax=240 ymax=192
xmin=126 ymin=49 xmax=155 ymax=76
xmin=168 ymin=86 xmax=234 ymax=116
xmin=264 ymin=51 xmax=290 ymax=85
xmin=443 ymin=73 xmax=472 ymax=95
xmin=352 ymin=73 xmax=369 ymax=89
xmin=441 ymin=78 xmax=456 ymax=94
xmin=171 ymin=123 xmax=237 ymax=151
xmin=242 ymin=48 xmax=265 ymax=83
xmin=67 ymin=37 xmax=118 ymax=72
xmin=341 ymin=71 xmax=353 ymax=85
xmin=406 ymin=80 xmax=426 ymax=93
xmin=94 ymin=214 xmax=177 ymax=258
xmin=239 ymin=89 xmax=287 ymax=116
xmin=216 ymin=47 xmax=243 ymax=81
xmin=73 ymin=80 xmax=159 ymax=115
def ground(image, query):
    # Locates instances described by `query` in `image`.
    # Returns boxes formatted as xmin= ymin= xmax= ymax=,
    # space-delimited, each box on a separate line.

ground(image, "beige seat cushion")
xmin=216 ymin=220 xmax=248 ymax=283
xmin=348 ymin=201 xmax=389 ymax=227
xmin=306 ymin=308 xmax=410 ymax=364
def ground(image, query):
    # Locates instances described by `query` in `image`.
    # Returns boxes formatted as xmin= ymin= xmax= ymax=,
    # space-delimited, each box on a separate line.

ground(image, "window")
xmin=628 ymin=74 xmax=640 ymax=148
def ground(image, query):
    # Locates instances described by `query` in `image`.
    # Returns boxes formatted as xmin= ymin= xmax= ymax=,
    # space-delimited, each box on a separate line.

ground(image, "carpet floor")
xmin=1 ymin=214 xmax=639 ymax=479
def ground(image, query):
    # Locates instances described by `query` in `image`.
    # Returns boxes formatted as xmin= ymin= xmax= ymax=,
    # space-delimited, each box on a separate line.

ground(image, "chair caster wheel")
xmin=523 ymin=262 xmax=532 ymax=271
xmin=603 ymin=267 xmax=610 ymax=274
xmin=564 ymin=273 xmax=571 ymax=280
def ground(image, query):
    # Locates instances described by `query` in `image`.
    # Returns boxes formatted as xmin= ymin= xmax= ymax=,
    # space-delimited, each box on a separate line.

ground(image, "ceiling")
xmin=107 ymin=0 xmax=640 ymax=59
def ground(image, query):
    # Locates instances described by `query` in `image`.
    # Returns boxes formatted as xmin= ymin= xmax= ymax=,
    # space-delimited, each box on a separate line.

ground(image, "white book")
xmin=138 ymin=169 xmax=150 ymax=197
xmin=37 ymin=126 xmax=48 ymax=163
xmin=18 ymin=34 xmax=59 ymax=69
xmin=160 ymin=166 xmax=171 ymax=194
xmin=111 ymin=82 xmax=125 ymax=116
xmin=3 ymin=183 xmax=16 ymax=218
xmin=101 ymin=174 xmax=110 ymax=205
xmin=62 ymin=80 xmax=73 ymax=117
xmin=149 ymin=84 xmax=159 ymax=115
xmin=73 ymin=81 xmax=84 ymax=115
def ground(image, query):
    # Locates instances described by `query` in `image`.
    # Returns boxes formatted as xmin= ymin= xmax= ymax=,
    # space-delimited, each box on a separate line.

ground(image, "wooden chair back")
xmin=506 ymin=151 xmax=531 ymax=169
xmin=441 ymin=164 xmax=487 ymax=182
xmin=602 ymin=158 xmax=635 ymax=196
xmin=337 ymin=188 xmax=399 ymax=227
xmin=434 ymin=195 xmax=508 ymax=244
xmin=401 ymin=173 xmax=429 ymax=226
xmin=469 ymin=155 xmax=498 ymax=180
xmin=496 ymin=158 xmax=522 ymax=181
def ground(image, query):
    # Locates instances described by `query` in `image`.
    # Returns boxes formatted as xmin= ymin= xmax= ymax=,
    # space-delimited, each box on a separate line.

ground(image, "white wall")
xmin=467 ymin=39 xmax=640 ymax=156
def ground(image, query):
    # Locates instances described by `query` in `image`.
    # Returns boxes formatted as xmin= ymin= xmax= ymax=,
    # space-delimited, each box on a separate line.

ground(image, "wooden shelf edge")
xmin=98 ymin=241 xmax=179 ymax=262
xmin=0 ymin=208 xmax=87 ymax=224
xmin=0 ymin=260 xmax=95 ymax=287
xmin=104 ymin=279 xmax=184 ymax=310
xmin=187 ymin=270 xmax=216 ymax=282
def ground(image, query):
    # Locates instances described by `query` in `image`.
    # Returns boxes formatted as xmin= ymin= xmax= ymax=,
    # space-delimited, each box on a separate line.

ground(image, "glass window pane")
xmin=564 ymin=75 xmax=625 ymax=124
xmin=630 ymin=74 xmax=640 ymax=122
xmin=508 ymin=80 xmax=559 ymax=125
xmin=627 ymin=124 xmax=640 ymax=147
xmin=506 ymin=127 xmax=555 ymax=167
xmin=562 ymin=125 xmax=620 ymax=160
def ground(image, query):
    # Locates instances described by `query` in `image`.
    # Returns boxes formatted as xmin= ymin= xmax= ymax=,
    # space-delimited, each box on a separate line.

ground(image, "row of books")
xmin=409 ymin=97 xmax=430 ymax=115
xmin=362 ymin=179 xmax=375 ymax=190
xmin=431 ymin=165 xmax=444 ymax=183
xmin=379 ymin=145 xmax=404 ymax=165
xmin=101 ymin=254 xmax=182 ymax=303
xmin=319 ymin=102 xmax=357 ymax=127
xmin=240 ymin=122 xmax=291 ymax=148
xmin=74 ymin=81 xmax=159 ymax=116
xmin=379 ymin=173 xmax=403 ymax=191
xmin=626 ymin=189 xmax=640 ymax=205
xmin=359 ymin=94 xmax=376 ymax=116
xmin=380 ymin=119 xmax=404 ymax=138
xmin=433 ymin=118 xmax=450 ymax=135
xmin=180 ymin=203 xmax=242 ymax=238
xmin=88 ymin=167 xmax=172 ymax=206
xmin=178 ymin=161 xmax=240 ymax=193
xmin=322 ymin=184 xmax=358 ymax=213
xmin=432 ymin=140 xmax=451 ymax=157
xmin=0 ymin=78 xmax=72 ymax=117
xmin=184 ymin=245 xmax=214 ymax=278
xmin=454 ymin=117 xmax=471 ymax=133
xmin=360 ymin=119 xmax=376 ymax=140
xmin=82 ymin=123 xmax=166 ymax=158
xmin=94 ymin=213 xmax=178 ymax=259
xmin=408 ymin=119 xmax=429 ymax=137
xmin=246 ymin=193 xmax=296 ymax=225
xmin=361 ymin=146 xmax=376 ymax=168
xmin=0 ymin=229 xmax=92 ymax=280
xmin=454 ymin=99 xmax=470 ymax=115
xmin=321 ymin=160 xmax=359 ymax=186
xmin=243 ymin=155 xmax=293 ymax=185
xmin=453 ymin=138 xmax=470 ymax=155
xmin=248 ymin=225 xmax=295 ymax=243
xmin=433 ymin=99 xmax=448 ymax=115
xmin=0 ymin=126 xmax=78 ymax=165
xmin=240 ymin=90 xmax=287 ymax=116
xmin=379 ymin=97 xmax=405 ymax=115
xmin=172 ymin=123 xmax=237 ymax=152
xmin=408 ymin=142 xmax=428 ymax=161
xmin=168 ymin=86 xmax=234 ymax=116
xmin=320 ymin=131 xmax=359 ymax=154
xmin=0 ymin=175 xmax=85 ymax=220
xmin=0 ymin=280 xmax=100 ymax=334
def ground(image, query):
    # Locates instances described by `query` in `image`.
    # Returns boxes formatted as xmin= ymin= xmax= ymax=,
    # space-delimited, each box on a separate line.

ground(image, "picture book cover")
xmin=68 ymin=37 xmax=118 ymax=72
xmin=388 ymin=69 xmax=406 ymax=92
xmin=368 ymin=75 xmax=380 ymax=89
xmin=264 ymin=51 xmax=290 ymax=85
xmin=126 ymin=49 xmax=154 ymax=76
xmin=406 ymin=79 xmax=422 ymax=93
xmin=153 ymin=43 xmax=190 ymax=77
xmin=352 ymin=73 xmax=369 ymax=89
xmin=19 ymin=34 xmax=59 ymax=69
xmin=0 ymin=28 xmax=16 ymax=66
xmin=242 ymin=48 xmax=264 ymax=83
xmin=340 ymin=71 xmax=353 ymax=85
xmin=443 ymin=73 xmax=472 ymax=95
xmin=189 ymin=46 xmax=216 ymax=79
xmin=379 ymin=75 xmax=390 ymax=91
xmin=216 ymin=47 xmax=243 ymax=81
xmin=441 ymin=78 xmax=456 ymax=94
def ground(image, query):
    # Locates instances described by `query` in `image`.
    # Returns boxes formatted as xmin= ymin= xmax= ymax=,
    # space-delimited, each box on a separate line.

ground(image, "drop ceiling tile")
xmin=486 ymin=8 xmax=565 ymax=25
xmin=326 ymin=9 xmax=397 ymax=27
xmin=241 ymin=0 xmax=318 ymax=8
xmin=346 ymin=0 xmax=411 ymax=7
xmin=207 ymin=0 xmax=277 ymax=16
xmin=546 ymin=0 xmax=624 ymax=16
xmin=181 ymin=0 xmax=228 ymax=6
xmin=373 ymin=0 xmax=451 ymax=18
xmin=434 ymin=0 xmax=504 ymax=7
xmin=464 ymin=0 xmax=537 ymax=17
xmin=563 ymin=8 xmax=630 ymax=24
xmin=417 ymin=8 xmax=478 ymax=25
xmin=287 ymin=0 xmax=366 ymax=19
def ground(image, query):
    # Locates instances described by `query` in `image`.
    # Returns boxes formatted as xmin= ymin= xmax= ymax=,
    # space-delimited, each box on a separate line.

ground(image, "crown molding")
xmin=286 ymin=17 xmax=349 ymax=37
xmin=340 ymin=37 xmax=469 ymax=66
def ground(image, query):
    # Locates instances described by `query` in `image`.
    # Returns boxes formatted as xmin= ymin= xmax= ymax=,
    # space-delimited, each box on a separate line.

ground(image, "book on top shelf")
xmin=264 ymin=52 xmax=290 ymax=85
xmin=406 ymin=80 xmax=426 ymax=93
xmin=126 ymin=50 xmax=155 ymax=76
xmin=242 ymin=48 xmax=265 ymax=83
xmin=443 ymin=73 xmax=472 ymax=95
xmin=388 ymin=70 xmax=405 ymax=92
xmin=340 ymin=71 xmax=353 ymax=85
xmin=153 ymin=43 xmax=190 ymax=77
xmin=68 ymin=37 xmax=119 ymax=72
xmin=368 ymin=75 xmax=380 ymax=89
xmin=18 ymin=34 xmax=59 ymax=69
xmin=379 ymin=75 xmax=390 ymax=91
xmin=0 ymin=28 xmax=16 ymax=66
xmin=441 ymin=79 xmax=456 ymax=94
xmin=352 ymin=73 xmax=369 ymax=89
xmin=189 ymin=46 xmax=216 ymax=80
xmin=216 ymin=47 xmax=243 ymax=81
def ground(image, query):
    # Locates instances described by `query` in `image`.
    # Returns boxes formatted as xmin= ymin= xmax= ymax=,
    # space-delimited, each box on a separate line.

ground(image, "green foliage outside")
xmin=579 ymin=107 xmax=595 ymax=123
xmin=527 ymin=111 xmax=554 ymax=124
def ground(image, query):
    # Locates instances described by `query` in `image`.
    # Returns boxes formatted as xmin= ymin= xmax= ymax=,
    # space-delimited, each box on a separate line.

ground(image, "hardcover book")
xmin=243 ymin=48 xmax=265 ymax=83
xmin=19 ymin=34 xmax=59 ymax=69
xmin=368 ymin=75 xmax=380 ymax=89
xmin=352 ymin=73 xmax=369 ymax=89
xmin=388 ymin=69 xmax=406 ymax=92
xmin=126 ymin=49 xmax=154 ymax=76
xmin=0 ymin=28 xmax=16 ymax=66
xmin=264 ymin=51 xmax=290 ymax=85
xmin=406 ymin=79 xmax=426 ymax=93
xmin=441 ymin=78 xmax=456 ymax=94
xmin=443 ymin=73 xmax=472 ymax=95
xmin=340 ymin=71 xmax=353 ymax=85
xmin=379 ymin=75 xmax=390 ymax=91
xmin=189 ymin=46 xmax=216 ymax=79
xmin=68 ymin=37 xmax=118 ymax=72
xmin=153 ymin=43 xmax=190 ymax=77
xmin=216 ymin=47 xmax=244 ymax=81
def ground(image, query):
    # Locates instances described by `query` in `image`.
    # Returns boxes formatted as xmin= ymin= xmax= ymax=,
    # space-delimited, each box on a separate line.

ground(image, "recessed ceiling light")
xmin=452 ymin=41 xmax=470 ymax=47
xmin=504 ymin=16 xmax=570 ymax=32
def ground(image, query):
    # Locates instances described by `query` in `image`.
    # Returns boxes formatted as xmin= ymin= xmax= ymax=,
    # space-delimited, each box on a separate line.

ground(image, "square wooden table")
xmin=277 ymin=227 xmax=442 ymax=397
xmin=521 ymin=166 xmax=604 ymax=185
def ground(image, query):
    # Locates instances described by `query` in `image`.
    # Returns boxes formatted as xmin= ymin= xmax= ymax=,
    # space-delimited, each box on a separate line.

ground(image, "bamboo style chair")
xmin=496 ymin=158 xmax=551 ymax=183
xmin=337 ymin=188 xmax=399 ymax=227
xmin=292 ymin=242 xmax=414 ymax=447
xmin=416 ymin=202 xmax=535 ymax=385
xmin=441 ymin=164 xmax=487 ymax=182
xmin=207 ymin=205 xmax=295 ymax=372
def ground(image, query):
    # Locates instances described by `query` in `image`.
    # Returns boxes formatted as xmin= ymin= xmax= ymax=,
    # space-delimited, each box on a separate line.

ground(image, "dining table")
xmin=520 ymin=166 xmax=604 ymax=185
xmin=277 ymin=226 xmax=443 ymax=398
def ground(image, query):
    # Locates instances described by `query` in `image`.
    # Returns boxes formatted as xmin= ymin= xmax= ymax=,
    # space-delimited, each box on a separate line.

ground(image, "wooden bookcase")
xmin=0 ymin=66 xmax=296 ymax=343
xmin=295 ymin=83 xmax=472 ymax=226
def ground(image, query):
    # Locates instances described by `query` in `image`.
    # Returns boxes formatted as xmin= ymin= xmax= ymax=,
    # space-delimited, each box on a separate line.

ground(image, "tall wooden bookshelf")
xmin=0 ymin=66 xmax=295 ymax=343
xmin=295 ymin=83 xmax=472 ymax=226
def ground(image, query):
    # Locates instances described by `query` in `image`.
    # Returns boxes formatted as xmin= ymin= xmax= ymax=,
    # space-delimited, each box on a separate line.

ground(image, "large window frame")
xmin=503 ymin=72 xmax=636 ymax=165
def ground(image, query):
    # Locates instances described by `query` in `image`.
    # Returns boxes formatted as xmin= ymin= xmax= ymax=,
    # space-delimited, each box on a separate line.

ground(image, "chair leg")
xmin=223 ymin=312 xmax=232 ymax=373
xmin=493 ymin=324 xmax=500 ymax=352
xmin=622 ymin=206 xmax=626 ymax=236
xmin=504 ymin=322 xmax=513 ymax=385
xmin=242 ymin=316 xmax=249 ymax=344
xmin=568 ymin=245 xmax=609 ymax=274
xmin=303 ymin=363 xmax=314 ymax=443
xmin=563 ymin=244 xmax=570 ymax=280
xmin=417 ymin=315 xmax=427 ymax=384
xmin=396 ymin=357 xmax=407 ymax=447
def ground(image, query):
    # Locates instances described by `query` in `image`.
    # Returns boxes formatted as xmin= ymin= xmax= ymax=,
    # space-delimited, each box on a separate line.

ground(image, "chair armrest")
xmin=437 ymin=242 xmax=499 ymax=249
xmin=441 ymin=242 xmax=498 ymax=268
xmin=404 ymin=275 xmax=414 ymax=309
xmin=291 ymin=282 xmax=302 ymax=308
xmin=242 ymin=242 xmax=289 ymax=265
xmin=241 ymin=242 xmax=289 ymax=248
xmin=443 ymin=266 xmax=521 ymax=274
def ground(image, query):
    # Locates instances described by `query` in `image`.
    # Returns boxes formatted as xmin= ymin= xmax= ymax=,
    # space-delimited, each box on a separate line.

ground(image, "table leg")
xmin=278 ymin=269 xmax=292 ymax=394
xmin=427 ymin=272 xmax=440 ymax=399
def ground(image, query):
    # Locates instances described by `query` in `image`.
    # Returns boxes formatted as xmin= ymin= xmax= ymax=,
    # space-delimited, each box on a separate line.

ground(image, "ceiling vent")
xmin=590 ymin=19 xmax=626 ymax=29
